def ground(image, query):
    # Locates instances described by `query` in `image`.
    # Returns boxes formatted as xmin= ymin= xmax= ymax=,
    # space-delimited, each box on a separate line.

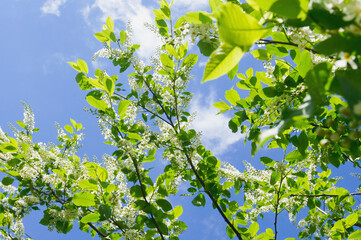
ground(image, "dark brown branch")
xmin=131 ymin=155 xmax=165 ymax=240
xmin=274 ymin=174 xmax=287 ymax=240
xmin=257 ymin=39 xmax=320 ymax=54
xmin=88 ymin=222 xmax=109 ymax=239
xmin=183 ymin=153 xmax=243 ymax=240
xmin=114 ymin=93 xmax=172 ymax=126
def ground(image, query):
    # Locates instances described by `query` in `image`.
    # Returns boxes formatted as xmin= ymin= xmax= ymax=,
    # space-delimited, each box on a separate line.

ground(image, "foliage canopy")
xmin=1 ymin=0 xmax=361 ymax=239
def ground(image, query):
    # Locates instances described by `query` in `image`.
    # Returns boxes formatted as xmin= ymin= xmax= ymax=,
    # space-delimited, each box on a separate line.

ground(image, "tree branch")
xmin=257 ymin=39 xmax=320 ymax=54
xmin=88 ymin=222 xmax=110 ymax=239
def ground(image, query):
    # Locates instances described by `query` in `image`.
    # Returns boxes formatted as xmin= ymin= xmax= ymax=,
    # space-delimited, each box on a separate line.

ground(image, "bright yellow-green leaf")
xmin=209 ymin=0 xmax=224 ymax=13
xmin=172 ymin=205 xmax=183 ymax=219
xmin=73 ymin=192 xmax=96 ymax=206
xmin=94 ymin=32 xmax=108 ymax=42
xmin=217 ymin=3 xmax=266 ymax=47
xmin=80 ymin=212 xmax=100 ymax=223
xmin=225 ymin=88 xmax=241 ymax=106
xmin=67 ymin=62 xmax=81 ymax=72
xmin=97 ymin=167 xmax=108 ymax=182
xmin=213 ymin=101 xmax=230 ymax=110
xmin=166 ymin=44 xmax=178 ymax=59
xmin=249 ymin=222 xmax=259 ymax=236
xmin=346 ymin=213 xmax=359 ymax=228
xmin=128 ymin=133 xmax=142 ymax=141
xmin=104 ymin=77 xmax=114 ymax=96
xmin=79 ymin=179 xmax=98 ymax=191
xmin=119 ymin=30 xmax=127 ymax=44
xmin=202 ymin=44 xmax=244 ymax=82
xmin=118 ymin=100 xmax=132 ymax=118
xmin=77 ymin=59 xmax=89 ymax=74
xmin=106 ymin=17 xmax=114 ymax=31
xmin=153 ymin=9 xmax=169 ymax=20
xmin=86 ymin=91 xmax=108 ymax=111
xmin=160 ymin=53 xmax=174 ymax=68
xmin=64 ymin=125 xmax=73 ymax=134
xmin=349 ymin=230 xmax=361 ymax=239
xmin=184 ymin=11 xmax=212 ymax=24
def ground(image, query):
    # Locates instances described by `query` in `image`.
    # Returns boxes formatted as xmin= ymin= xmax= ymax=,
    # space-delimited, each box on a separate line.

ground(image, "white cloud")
xmin=82 ymin=0 xmax=162 ymax=61
xmin=189 ymin=90 xmax=244 ymax=155
xmin=41 ymin=0 xmax=67 ymax=16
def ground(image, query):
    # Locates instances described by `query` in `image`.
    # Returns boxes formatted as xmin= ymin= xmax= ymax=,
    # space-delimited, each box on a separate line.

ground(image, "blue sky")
xmin=2 ymin=0 xmax=355 ymax=239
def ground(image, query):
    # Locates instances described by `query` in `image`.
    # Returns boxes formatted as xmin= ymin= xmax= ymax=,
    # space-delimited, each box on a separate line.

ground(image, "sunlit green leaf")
xmin=73 ymin=192 xmax=96 ymax=206
xmin=202 ymin=44 xmax=244 ymax=82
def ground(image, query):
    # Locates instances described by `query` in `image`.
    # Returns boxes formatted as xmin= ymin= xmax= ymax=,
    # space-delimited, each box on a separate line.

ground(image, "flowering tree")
xmin=1 ymin=0 xmax=361 ymax=239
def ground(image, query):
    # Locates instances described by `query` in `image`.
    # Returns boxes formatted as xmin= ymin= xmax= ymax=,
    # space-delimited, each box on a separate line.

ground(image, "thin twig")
xmin=257 ymin=39 xmax=320 ymax=54
xmin=88 ymin=222 xmax=109 ymax=239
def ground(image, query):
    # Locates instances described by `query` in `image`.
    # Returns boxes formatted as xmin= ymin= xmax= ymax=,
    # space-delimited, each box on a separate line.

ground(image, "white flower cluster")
xmin=92 ymin=48 xmax=124 ymax=61
xmin=286 ymin=26 xmax=327 ymax=52
xmin=21 ymin=102 xmax=35 ymax=133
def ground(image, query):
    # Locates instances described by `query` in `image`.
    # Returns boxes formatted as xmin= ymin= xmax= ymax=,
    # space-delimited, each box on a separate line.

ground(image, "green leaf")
xmin=346 ymin=213 xmax=359 ymax=228
xmin=78 ymin=179 xmax=98 ymax=191
xmin=119 ymin=30 xmax=127 ymax=44
xmin=130 ymin=185 xmax=144 ymax=198
xmin=202 ymin=44 xmax=244 ymax=82
xmin=192 ymin=193 xmax=205 ymax=206
xmin=94 ymin=32 xmax=108 ymax=42
xmin=249 ymin=222 xmax=259 ymax=236
xmin=80 ymin=212 xmax=100 ymax=223
xmin=16 ymin=121 xmax=26 ymax=129
xmin=255 ymin=0 xmax=308 ymax=19
xmin=118 ymin=100 xmax=132 ymax=118
xmin=99 ymin=204 xmax=112 ymax=220
xmin=213 ymin=101 xmax=230 ymax=110
xmin=106 ymin=17 xmax=114 ymax=31
xmin=349 ymin=230 xmax=361 ymax=239
xmin=73 ymin=192 xmax=96 ymax=206
xmin=166 ymin=44 xmax=178 ymax=59
xmin=184 ymin=11 xmax=212 ymax=24
xmin=97 ymin=167 xmax=108 ymax=182
xmin=86 ymin=91 xmax=108 ymax=111
xmin=251 ymin=49 xmax=272 ymax=60
xmin=285 ymin=150 xmax=305 ymax=163
xmin=209 ymin=0 xmax=224 ymax=13
xmin=270 ymin=171 xmax=281 ymax=185
xmin=197 ymin=38 xmax=220 ymax=57
xmin=260 ymin=157 xmax=275 ymax=167
xmin=266 ymin=45 xmax=289 ymax=58
xmin=294 ymin=50 xmax=312 ymax=78
xmin=172 ymin=205 xmax=183 ymax=219
xmin=225 ymin=88 xmax=241 ymax=106
xmin=2 ymin=176 xmax=14 ymax=186
xmin=77 ymin=59 xmax=89 ymax=74
xmin=153 ymin=9 xmax=170 ymax=20
xmin=75 ymin=73 xmax=93 ymax=90
xmin=64 ymin=125 xmax=73 ymax=134
xmin=332 ymin=70 xmax=361 ymax=119
xmin=156 ymin=199 xmax=173 ymax=212
xmin=160 ymin=53 xmax=174 ymax=68
xmin=127 ymin=133 xmax=142 ymax=141
xmin=182 ymin=54 xmax=198 ymax=67
xmin=67 ymin=61 xmax=81 ymax=72
xmin=226 ymin=224 xmax=236 ymax=239
xmin=227 ymin=63 xmax=238 ymax=80
xmin=217 ymin=3 xmax=265 ymax=47
xmin=105 ymin=77 xmax=115 ymax=96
